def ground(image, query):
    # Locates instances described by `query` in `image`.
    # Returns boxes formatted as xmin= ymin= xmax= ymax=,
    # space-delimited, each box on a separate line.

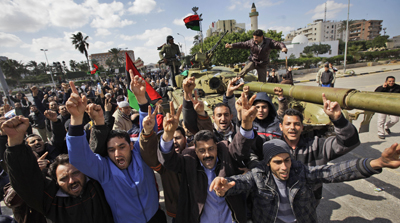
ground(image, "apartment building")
xmin=206 ymin=20 xmax=246 ymax=38
xmin=89 ymin=50 xmax=135 ymax=69
xmin=349 ymin=20 xmax=383 ymax=41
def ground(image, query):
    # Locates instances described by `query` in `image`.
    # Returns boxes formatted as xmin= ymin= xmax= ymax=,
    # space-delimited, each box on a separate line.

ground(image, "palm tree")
xmin=38 ymin=62 xmax=47 ymax=74
xmin=77 ymin=61 xmax=89 ymax=71
xmin=0 ymin=59 xmax=25 ymax=82
xmin=108 ymin=48 xmax=123 ymax=68
xmin=71 ymin=32 xmax=90 ymax=70
xmin=338 ymin=20 xmax=355 ymax=41
xmin=26 ymin=60 xmax=38 ymax=76
xmin=105 ymin=58 xmax=114 ymax=70
xmin=69 ymin=60 xmax=78 ymax=72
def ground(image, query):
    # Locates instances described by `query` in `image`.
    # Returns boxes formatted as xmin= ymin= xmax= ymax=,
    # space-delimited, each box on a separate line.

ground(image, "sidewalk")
xmin=293 ymin=63 xmax=400 ymax=83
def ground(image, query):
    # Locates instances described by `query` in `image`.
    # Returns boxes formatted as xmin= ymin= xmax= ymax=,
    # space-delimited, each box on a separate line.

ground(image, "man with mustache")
xmin=2 ymin=116 xmax=114 ymax=223
xmin=66 ymin=72 xmax=167 ymax=223
xmin=182 ymin=76 xmax=237 ymax=143
xmin=210 ymin=139 xmax=400 ymax=223
xmin=155 ymin=92 xmax=257 ymax=223
xmin=225 ymin=29 xmax=287 ymax=82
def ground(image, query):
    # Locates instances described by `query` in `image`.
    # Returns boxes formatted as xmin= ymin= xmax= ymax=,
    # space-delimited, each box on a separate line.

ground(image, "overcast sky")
xmin=1 ymin=0 xmax=399 ymax=67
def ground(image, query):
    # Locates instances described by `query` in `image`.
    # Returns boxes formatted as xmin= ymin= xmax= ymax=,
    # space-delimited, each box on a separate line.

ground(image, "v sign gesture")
xmin=143 ymin=105 xmax=158 ymax=135
xmin=162 ymin=102 xmax=183 ymax=142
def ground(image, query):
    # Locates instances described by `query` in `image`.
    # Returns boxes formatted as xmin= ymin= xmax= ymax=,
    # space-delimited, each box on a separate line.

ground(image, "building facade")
xmin=349 ymin=20 xmax=383 ymax=41
xmin=387 ymin=35 xmax=400 ymax=49
xmin=89 ymin=50 xmax=135 ymax=69
xmin=206 ymin=20 xmax=245 ymax=38
xmin=285 ymin=19 xmax=346 ymax=43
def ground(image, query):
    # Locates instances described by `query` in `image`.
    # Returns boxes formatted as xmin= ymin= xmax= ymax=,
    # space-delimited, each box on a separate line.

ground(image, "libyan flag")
xmin=184 ymin=15 xmax=200 ymax=31
xmin=125 ymin=53 xmax=162 ymax=111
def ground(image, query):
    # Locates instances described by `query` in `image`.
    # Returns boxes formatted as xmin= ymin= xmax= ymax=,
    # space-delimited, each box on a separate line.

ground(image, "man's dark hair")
xmin=176 ymin=126 xmax=186 ymax=138
xmin=280 ymin=109 xmax=304 ymax=124
xmin=106 ymin=130 xmax=131 ymax=146
xmin=49 ymin=154 xmax=70 ymax=181
xmin=25 ymin=134 xmax=42 ymax=146
xmin=386 ymin=76 xmax=395 ymax=81
xmin=253 ymin=29 xmax=264 ymax=37
xmin=212 ymin=103 xmax=231 ymax=114
xmin=193 ymin=130 xmax=217 ymax=147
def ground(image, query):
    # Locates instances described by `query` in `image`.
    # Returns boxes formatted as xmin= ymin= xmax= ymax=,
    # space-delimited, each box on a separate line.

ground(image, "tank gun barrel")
xmin=244 ymin=82 xmax=400 ymax=116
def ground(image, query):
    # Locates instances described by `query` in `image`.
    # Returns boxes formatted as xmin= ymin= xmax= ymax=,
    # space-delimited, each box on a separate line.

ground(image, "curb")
xmin=294 ymin=68 xmax=399 ymax=83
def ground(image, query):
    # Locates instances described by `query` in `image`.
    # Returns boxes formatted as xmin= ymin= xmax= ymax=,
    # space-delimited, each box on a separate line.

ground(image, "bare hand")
xmin=225 ymin=43 xmax=232 ymax=48
xmin=282 ymin=48 xmax=288 ymax=52
xmin=1 ymin=116 xmax=30 ymax=146
xmin=188 ymin=90 xmax=205 ymax=116
xmin=243 ymin=86 xmax=249 ymax=96
xmin=383 ymin=82 xmax=388 ymax=88
xmin=322 ymin=93 xmax=341 ymax=120
xmin=162 ymin=102 xmax=183 ymax=142
xmin=129 ymin=72 xmax=147 ymax=104
xmin=31 ymin=86 xmax=39 ymax=97
xmin=371 ymin=143 xmax=400 ymax=169
xmin=226 ymin=77 xmax=244 ymax=97
xmin=183 ymin=76 xmax=196 ymax=100
xmin=273 ymin=87 xmax=284 ymax=98
xmin=66 ymin=81 xmax=88 ymax=125
xmin=86 ymin=103 xmax=104 ymax=125
xmin=209 ymin=177 xmax=235 ymax=197
xmin=105 ymin=98 xmax=112 ymax=112
xmin=240 ymin=92 xmax=257 ymax=129
xmin=0 ymin=117 xmax=7 ymax=136
xmin=143 ymin=105 xmax=157 ymax=134
xmin=155 ymin=100 xmax=163 ymax=114
xmin=44 ymin=110 xmax=58 ymax=122
xmin=37 ymin=152 xmax=50 ymax=171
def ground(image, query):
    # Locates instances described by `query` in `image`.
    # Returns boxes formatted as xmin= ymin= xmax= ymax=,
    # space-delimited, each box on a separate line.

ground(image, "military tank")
xmin=164 ymin=32 xmax=400 ymax=137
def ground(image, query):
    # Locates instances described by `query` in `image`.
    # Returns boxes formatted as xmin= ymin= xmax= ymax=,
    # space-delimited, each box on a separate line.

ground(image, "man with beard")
xmin=210 ymin=139 xmax=400 ymax=223
xmin=139 ymin=102 xmax=212 ymax=221
xmin=225 ymin=29 xmax=287 ymax=82
xmin=375 ymin=76 xmax=400 ymax=139
xmin=182 ymin=76 xmax=238 ymax=143
xmin=112 ymin=101 xmax=133 ymax=132
xmin=277 ymin=94 xmax=360 ymax=203
xmin=3 ymin=116 xmax=114 ymax=223
xmin=66 ymin=73 xmax=167 ymax=223
xmin=156 ymin=92 xmax=257 ymax=223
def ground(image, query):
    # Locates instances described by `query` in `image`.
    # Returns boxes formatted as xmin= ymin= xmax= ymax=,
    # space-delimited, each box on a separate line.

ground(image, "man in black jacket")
xmin=2 ymin=116 xmax=114 ymax=223
xmin=28 ymin=104 xmax=47 ymax=142
xmin=375 ymin=76 xmax=400 ymax=139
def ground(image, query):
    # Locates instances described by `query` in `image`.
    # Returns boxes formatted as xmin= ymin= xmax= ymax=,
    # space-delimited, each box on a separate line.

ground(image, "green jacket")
xmin=159 ymin=43 xmax=181 ymax=66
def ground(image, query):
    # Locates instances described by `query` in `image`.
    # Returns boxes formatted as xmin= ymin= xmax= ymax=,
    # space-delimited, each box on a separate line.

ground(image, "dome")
xmin=292 ymin=35 xmax=308 ymax=44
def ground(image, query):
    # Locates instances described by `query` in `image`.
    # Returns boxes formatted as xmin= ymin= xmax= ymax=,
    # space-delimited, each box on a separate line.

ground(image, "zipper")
xmin=288 ymin=179 xmax=300 ymax=221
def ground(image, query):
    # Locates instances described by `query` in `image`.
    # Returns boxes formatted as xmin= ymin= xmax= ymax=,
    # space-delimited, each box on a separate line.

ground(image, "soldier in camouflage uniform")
xmin=159 ymin=35 xmax=181 ymax=88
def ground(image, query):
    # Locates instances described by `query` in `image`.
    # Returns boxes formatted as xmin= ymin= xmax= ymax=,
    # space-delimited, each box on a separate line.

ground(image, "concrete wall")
xmin=290 ymin=62 xmax=380 ymax=75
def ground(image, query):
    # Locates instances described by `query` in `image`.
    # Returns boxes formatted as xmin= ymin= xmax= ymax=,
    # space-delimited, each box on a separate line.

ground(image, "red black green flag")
xmin=184 ymin=15 xmax=200 ymax=31
xmin=125 ymin=53 xmax=161 ymax=110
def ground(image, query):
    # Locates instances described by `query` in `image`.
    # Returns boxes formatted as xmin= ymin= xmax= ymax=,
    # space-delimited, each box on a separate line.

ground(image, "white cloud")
xmin=91 ymin=16 xmax=135 ymax=29
xmin=122 ymin=27 xmax=173 ymax=47
xmin=0 ymin=32 xmax=23 ymax=47
xmin=132 ymin=46 xmax=159 ymax=65
xmin=48 ymin=0 xmax=90 ymax=28
xmin=267 ymin=26 xmax=295 ymax=35
xmin=95 ymin=29 xmax=112 ymax=37
xmin=128 ymin=0 xmax=157 ymax=14
xmin=228 ymin=0 xmax=283 ymax=11
xmin=1 ymin=52 xmax=33 ymax=63
xmin=173 ymin=13 xmax=193 ymax=26
xmin=307 ymin=0 xmax=350 ymax=20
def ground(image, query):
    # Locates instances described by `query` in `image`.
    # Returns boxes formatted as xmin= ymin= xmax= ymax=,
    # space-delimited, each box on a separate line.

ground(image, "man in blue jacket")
xmin=65 ymin=70 xmax=166 ymax=223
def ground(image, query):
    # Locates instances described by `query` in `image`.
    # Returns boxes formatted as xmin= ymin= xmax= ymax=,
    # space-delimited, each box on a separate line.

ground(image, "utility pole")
xmin=343 ymin=0 xmax=350 ymax=74
xmin=40 ymin=49 xmax=56 ymax=87
xmin=177 ymin=33 xmax=187 ymax=56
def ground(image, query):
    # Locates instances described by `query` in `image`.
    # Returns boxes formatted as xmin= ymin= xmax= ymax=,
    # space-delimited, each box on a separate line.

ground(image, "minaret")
xmin=249 ymin=3 xmax=259 ymax=30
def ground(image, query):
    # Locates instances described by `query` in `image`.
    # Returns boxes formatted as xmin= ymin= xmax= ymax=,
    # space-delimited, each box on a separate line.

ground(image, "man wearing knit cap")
xmin=210 ymin=139 xmax=400 ymax=223
xmin=112 ymin=101 xmax=133 ymax=131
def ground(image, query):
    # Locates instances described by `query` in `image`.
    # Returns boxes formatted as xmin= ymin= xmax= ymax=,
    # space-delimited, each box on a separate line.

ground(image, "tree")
xmin=105 ymin=58 xmax=114 ymax=70
xmin=289 ymin=53 xmax=296 ymax=59
xmin=190 ymin=30 xmax=284 ymax=65
xmin=71 ymin=32 xmax=90 ymax=70
xmin=348 ymin=45 xmax=363 ymax=61
xmin=338 ymin=20 xmax=355 ymax=40
xmin=77 ymin=61 xmax=89 ymax=71
xmin=303 ymin=44 xmax=331 ymax=57
xmin=366 ymin=35 xmax=389 ymax=49
xmin=26 ymin=60 xmax=39 ymax=76
xmin=0 ymin=59 xmax=25 ymax=82
xmin=108 ymin=48 xmax=123 ymax=68
xmin=193 ymin=35 xmax=201 ymax=45
xmin=69 ymin=60 xmax=78 ymax=72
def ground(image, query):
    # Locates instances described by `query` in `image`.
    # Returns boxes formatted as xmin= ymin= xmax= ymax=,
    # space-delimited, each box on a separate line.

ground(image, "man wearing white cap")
xmin=112 ymin=101 xmax=133 ymax=131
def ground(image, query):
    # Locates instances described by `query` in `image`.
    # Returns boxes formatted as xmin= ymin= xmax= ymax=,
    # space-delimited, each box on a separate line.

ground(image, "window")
xmin=315 ymin=28 xmax=317 ymax=30
xmin=329 ymin=50 xmax=332 ymax=55
xmin=332 ymin=25 xmax=334 ymax=28
xmin=331 ymin=30 xmax=333 ymax=33
xmin=327 ymin=26 xmax=329 ymax=29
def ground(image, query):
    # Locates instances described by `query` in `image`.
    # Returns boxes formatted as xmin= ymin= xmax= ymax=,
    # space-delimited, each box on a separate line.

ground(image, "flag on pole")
xmin=183 ymin=15 xmax=200 ymax=31
xmin=125 ymin=53 xmax=161 ymax=111
xmin=90 ymin=64 xmax=99 ymax=75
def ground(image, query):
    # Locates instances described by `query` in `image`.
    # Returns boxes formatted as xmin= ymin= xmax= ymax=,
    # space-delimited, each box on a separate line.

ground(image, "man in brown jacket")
xmin=225 ymin=29 xmax=287 ymax=82
xmin=153 ymin=93 xmax=257 ymax=223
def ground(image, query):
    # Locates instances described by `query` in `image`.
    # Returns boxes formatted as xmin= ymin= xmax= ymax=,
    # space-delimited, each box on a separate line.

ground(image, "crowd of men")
xmin=0 ymin=29 xmax=398 ymax=223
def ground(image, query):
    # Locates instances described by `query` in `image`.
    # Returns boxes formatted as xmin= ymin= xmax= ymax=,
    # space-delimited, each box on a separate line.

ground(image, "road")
xmin=300 ymin=71 xmax=400 ymax=222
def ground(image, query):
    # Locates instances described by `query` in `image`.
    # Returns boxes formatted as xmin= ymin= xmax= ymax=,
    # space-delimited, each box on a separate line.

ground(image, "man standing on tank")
xmin=159 ymin=35 xmax=181 ymax=88
xmin=225 ymin=29 xmax=287 ymax=82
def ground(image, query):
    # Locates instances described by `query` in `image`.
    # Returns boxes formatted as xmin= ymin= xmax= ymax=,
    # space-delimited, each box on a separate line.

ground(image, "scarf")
xmin=213 ymin=122 xmax=234 ymax=142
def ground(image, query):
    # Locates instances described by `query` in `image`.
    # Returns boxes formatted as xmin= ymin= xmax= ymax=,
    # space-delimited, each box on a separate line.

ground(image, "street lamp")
xmin=343 ymin=0 xmax=350 ymax=74
xmin=40 ymin=49 xmax=56 ymax=87
xmin=177 ymin=33 xmax=187 ymax=56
